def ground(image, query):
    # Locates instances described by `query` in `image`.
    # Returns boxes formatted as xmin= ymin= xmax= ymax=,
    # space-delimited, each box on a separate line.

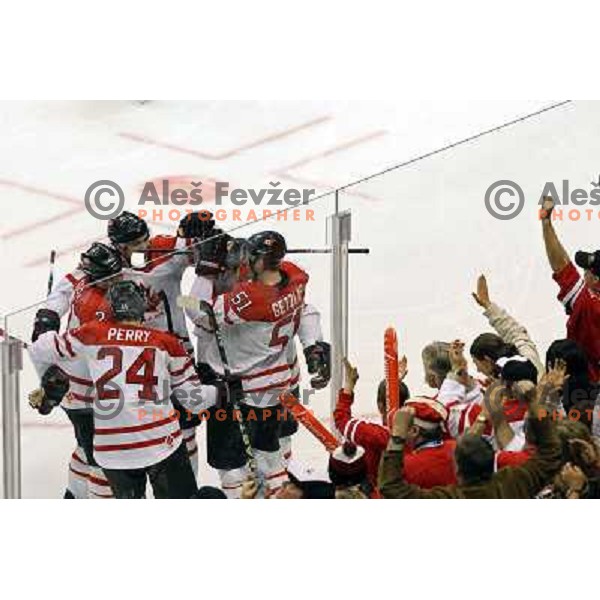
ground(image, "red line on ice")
xmin=118 ymin=115 xmax=331 ymax=160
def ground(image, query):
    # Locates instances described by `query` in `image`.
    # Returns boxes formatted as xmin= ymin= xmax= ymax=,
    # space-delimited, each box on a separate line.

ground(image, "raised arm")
xmin=541 ymin=196 xmax=569 ymax=273
xmin=469 ymin=382 xmax=516 ymax=449
xmin=334 ymin=358 xmax=390 ymax=451
xmin=472 ymin=274 xmax=544 ymax=375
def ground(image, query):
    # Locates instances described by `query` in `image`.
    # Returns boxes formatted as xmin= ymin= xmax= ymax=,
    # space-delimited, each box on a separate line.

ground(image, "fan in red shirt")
xmin=334 ymin=358 xmax=457 ymax=490
xmin=541 ymin=196 xmax=600 ymax=382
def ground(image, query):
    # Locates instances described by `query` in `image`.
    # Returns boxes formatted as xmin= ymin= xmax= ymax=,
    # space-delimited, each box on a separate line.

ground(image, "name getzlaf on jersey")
xmin=192 ymin=261 xmax=316 ymax=407
xmin=29 ymin=321 xmax=217 ymax=470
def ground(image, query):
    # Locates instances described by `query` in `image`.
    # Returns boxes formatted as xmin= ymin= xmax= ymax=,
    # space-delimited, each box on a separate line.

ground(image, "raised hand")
xmin=343 ymin=357 xmax=359 ymax=393
xmin=560 ymin=463 xmax=587 ymax=496
xmin=482 ymin=380 xmax=507 ymax=421
xmin=540 ymin=195 xmax=555 ymax=220
xmin=568 ymin=439 xmax=599 ymax=470
xmin=472 ymin=274 xmax=491 ymax=309
xmin=392 ymin=405 xmax=415 ymax=438
xmin=398 ymin=355 xmax=408 ymax=382
xmin=536 ymin=359 xmax=569 ymax=408
xmin=449 ymin=340 xmax=466 ymax=369
xmin=540 ymin=358 xmax=569 ymax=391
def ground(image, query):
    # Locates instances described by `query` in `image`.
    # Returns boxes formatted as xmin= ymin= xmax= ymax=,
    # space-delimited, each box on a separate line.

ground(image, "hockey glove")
xmin=195 ymin=362 xmax=220 ymax=385
xmin=31 ymin=308 xmax=60 ymax=343
xmin=194 ymin=229 xmax=231 ymax=277
xmin=30 ymin=365 xmax=70 ymax=415
xmin=178 ymin=210 xmax=215 ymax=239
xmin=304 ymin=341 xmax=331 ymax=389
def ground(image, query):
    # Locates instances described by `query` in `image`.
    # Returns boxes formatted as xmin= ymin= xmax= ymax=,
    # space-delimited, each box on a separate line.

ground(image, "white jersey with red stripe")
xmin=188 ymin=261 xmax=319 ymax=407
xmin=29 ymin=337 xmax=96 ymax=411
xmin=436 ymin=375 xmax=487 ymax=438
xmin=437 ymin=375 xmax=528 ymax=446
xmin=131 ymin=235 xmax=194 ymax=346
xmin=45 ymin=268 xmax=85 ymax=317
xmin=49 ymin=279 xmax=114 ymax=410
xmin=30 ymin=277 xmax=109 ymax=411
xmin=28 ymin=321 xmax=217 ymax=469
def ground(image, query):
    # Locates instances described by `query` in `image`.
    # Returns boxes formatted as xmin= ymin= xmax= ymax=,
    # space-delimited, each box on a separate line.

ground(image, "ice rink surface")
xmin=3 ymin=99 xmax=600 ymax=497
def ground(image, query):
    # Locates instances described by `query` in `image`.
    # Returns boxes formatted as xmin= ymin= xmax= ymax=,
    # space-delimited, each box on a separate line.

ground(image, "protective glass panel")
xmin=338 ymin=100 xmax=599 ymax=414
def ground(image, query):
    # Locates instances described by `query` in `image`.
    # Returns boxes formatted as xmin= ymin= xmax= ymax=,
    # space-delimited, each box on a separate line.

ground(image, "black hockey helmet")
xmin=107 ymin=211 xmax=150 ymax=244
xmin=245 ymin=230 xmax=286 ymax=270
xmin=80 ymin=242 xmax=123 ymax=283
xmin=107 ymin=280 xmax=146 ymax=322
xmin=226 ymin=237 xmax=248 ymax=270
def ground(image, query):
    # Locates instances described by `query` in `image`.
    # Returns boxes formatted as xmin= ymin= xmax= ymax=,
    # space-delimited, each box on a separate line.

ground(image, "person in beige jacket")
xmin=471 ymin=274 xmax=544 ymax=378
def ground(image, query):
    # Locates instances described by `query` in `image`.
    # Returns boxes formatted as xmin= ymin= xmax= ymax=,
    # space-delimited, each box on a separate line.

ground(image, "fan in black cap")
xmin=575 ymin=250 xmax=600 ymax=278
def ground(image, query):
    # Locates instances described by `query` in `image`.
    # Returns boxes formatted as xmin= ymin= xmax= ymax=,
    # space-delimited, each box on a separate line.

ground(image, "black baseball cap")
xmin=575 ymin=250 xmax=600 ymax=277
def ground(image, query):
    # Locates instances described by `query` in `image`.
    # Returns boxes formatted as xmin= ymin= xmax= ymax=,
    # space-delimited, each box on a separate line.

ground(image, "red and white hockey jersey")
xmin=553 ymin=261 xmax=600 ymax=382
xmin=437 ymin=377 xmax=528 ymax=448
xmin=334 ymin=390 xmax=389 ymax=490
xmin=28 ymin=322 xmax=217 ymax=469
xmin=188 ymin=261 xmax=323 ymax=407
xmin=437 ymin=376 xmax=487 ymax=438
xmin=45 ymin=268 xmax=86 ymax=318
xmin=134 ymin=235 xmax=194 ymax=346
xmin=33 ymin=279 xmax=115 ymax=411
xmin=67 ymin=278 xmax=113 ymax=329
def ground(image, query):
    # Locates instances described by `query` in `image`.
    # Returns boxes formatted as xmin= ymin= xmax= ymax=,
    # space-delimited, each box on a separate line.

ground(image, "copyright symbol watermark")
xmin=92 ymin=382 xmax=125 ymax=422
xmin=484 ymin=180 xmax=525 ymax=220
xmin=85 ymin=180 xmax=125 ymax=220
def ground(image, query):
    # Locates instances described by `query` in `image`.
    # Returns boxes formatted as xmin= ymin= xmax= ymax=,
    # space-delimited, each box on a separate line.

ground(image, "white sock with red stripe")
xmin=279 ymin=435 xmax=293 ymax=467
xmin=87 ymin=466 xmax=114 ymax=499
xmin=255 ymin=449 xmax=288 ymax=494
xmin=183 ymin=428 xmax=198 ymax=480
xmin=67 ymin=446 xmax=90 ymax=499
xmin=218 ymin=466 xmax=249 ymax=499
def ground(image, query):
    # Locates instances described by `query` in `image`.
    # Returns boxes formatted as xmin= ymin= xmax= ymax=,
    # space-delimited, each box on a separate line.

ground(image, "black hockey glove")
xmin=194 ymin=229 xmax=231 ymax=277
xmin=195 ymin=362 xmax=220 ymax=385
xmin=178 ymin=210 xmax=215 ymax=239
xmin=31 ymin=308 xmax=60 ymax=343
xmin=32 ymin=365 xmax=70 ymax=415
xmin=304 ymin=341 xmax=331 ymax=390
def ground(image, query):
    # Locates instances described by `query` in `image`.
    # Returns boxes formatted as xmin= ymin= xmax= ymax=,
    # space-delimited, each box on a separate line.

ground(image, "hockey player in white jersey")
xmin=107 ymin=210 xmax=215 ymax=475
xmin=186 ymin=229 xmax=330 ymax=497
xmin=29 ymin=242 xmax=124 ymax=498
xmin=29 ymin=280 xmax=224 ymax=499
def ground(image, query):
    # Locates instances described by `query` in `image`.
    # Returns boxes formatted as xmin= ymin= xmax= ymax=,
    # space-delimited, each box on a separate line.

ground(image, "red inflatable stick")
xmin=280 ymin=391 xmax=339 ymax=453
xmin=384 ymin=326 xmax=400 ymax=412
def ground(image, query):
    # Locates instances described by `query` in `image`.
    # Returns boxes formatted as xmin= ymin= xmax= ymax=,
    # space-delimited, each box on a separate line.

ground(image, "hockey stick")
xmin=158 ymin=291 xmax=174 ymax=334
xmin=384 ymin=326 xmax=400 ymax=413
xmin=280 ymin=391 xmax=339 ymax=453
xmin=177 ymin=294 xmax=258 ymax=476
xmin=146 ymin=247 xmax=370 ymax=255
xmin=47 ymin=250 xmax=56 ymax=296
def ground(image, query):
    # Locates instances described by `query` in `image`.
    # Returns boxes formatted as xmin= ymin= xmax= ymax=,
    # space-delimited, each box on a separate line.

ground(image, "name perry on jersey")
xmin=107 ymin=327 xmax=152 ymax=343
